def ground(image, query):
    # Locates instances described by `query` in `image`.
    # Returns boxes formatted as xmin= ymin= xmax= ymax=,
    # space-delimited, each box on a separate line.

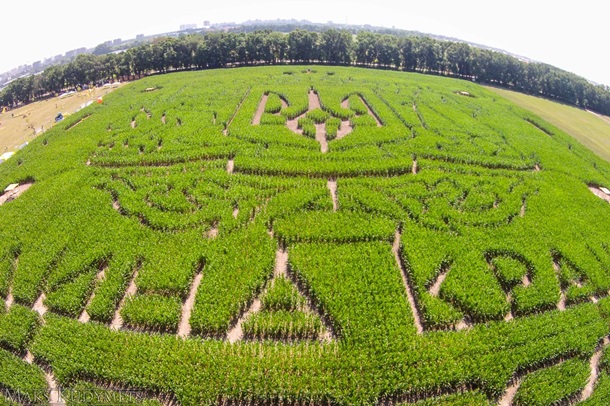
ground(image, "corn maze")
xmin=2 ymin=66 xmax=610 ymax=404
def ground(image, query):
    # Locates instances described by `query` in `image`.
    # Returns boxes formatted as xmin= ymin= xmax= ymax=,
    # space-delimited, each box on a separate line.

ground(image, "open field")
xmin=1 ymin=66 xmax=610 ymax=404
xmin=487 ymin=86 xmax=610 ymax=163
xmin=0 ymin=84 xmax=124 ymax=153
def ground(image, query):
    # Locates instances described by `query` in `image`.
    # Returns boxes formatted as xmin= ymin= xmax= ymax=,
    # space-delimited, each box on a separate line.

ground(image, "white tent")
xmin=0 ymin=152 xmax=14 ymax=161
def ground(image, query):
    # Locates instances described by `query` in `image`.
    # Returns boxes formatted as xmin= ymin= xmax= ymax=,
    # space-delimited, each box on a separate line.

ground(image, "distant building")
xmin=65 ymin=47 xmax=87 ymax=58
xmin=136 ymin=34 xmax=144 ymax=40
xmin=180 ymin=24 xmax=197 ymax=31
xmin=203 ymin=21 xmax=210 ymax=28
xmin=113 ymin=38 xmax=122 ymax=45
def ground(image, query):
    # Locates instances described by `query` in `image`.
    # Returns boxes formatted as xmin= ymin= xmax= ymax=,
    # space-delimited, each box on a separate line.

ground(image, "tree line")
xmin=2 ymin=29 xmax=610 ymax=116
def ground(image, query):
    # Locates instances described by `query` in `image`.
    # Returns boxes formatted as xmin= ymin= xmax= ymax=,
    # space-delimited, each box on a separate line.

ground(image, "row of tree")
xmin=2 ymin=29 xmax=610 ymax=116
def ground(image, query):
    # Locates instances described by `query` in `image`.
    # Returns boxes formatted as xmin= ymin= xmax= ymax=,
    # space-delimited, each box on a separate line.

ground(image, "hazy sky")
xmin=2 ymin=0 xmax=608 ymax=85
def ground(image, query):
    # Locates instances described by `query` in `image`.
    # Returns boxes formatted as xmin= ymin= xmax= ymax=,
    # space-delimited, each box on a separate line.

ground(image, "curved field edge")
xmin=487 ymin=86 xmax=610 ymax=163
xmin=0 ymin=66 xmax=609 ymax=404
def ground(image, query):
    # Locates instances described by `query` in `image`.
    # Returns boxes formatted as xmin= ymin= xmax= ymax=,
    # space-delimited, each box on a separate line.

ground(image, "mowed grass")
xmin=0 ymin=84 xmax=124 ymax=153
xmin=488 ymin=86 xmax=610 ymax=162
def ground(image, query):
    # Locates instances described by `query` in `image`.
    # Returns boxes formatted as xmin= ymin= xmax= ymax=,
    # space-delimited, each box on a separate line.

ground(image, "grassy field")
xmin=2 ymin=66 xmax=610 ymax=404
xmin=488 ymin=86 xmax=610 ymax=162
xmin=0 ymin=84 xmax=124 ymax=153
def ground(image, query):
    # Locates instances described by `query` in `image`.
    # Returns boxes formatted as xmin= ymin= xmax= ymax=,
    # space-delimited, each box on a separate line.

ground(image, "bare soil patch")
xmin=33 ymin=293 xmax=47 ymax=317
xmin=455 ymin=318 xmax=472 ymax=331
xmin=178 ymin=273 xmax=203 ymax=338
xmin=204 ymin=222 xmax=219 ymax=239
xmin=0 ymin=84 xmax=123 ymax=152
xmin=227 ymin=159 xmax=234 ymax=175
xmin=24 ymin=350 xmax=34 ymax=364
xmin=0 ymin=182 xmax=33 ymax=206
xmin=412 ymin=159 xmax=418 ymax=175
xmin=589 ymin=186 xmax=610 ymax=203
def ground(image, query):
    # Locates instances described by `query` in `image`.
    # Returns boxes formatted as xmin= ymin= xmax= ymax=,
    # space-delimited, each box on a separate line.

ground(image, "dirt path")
xmin=307 ymin=91 xmax=328 ymax=153
xmin=227 ymin=159 xmax=234 ymax=175
xmin=428 ymin=266 xmax=449 ymax=297
xmin=274 ymin=248 xmax=288 ymax=278
xmin=315 ymin=123 xmax=328 ymax=153
xmin=33 ymin=293 xmax=47 ymax=317
xmin=413 ymin=102 xmax=427 ymax=129
xmin=335 ymin=121 xmax=353 ymax=139
xmin=412 ymin=160 xmax=418 ymax=175
xmin=286 ymin=116 xmax=300 ymax=133
xmin=327 ymin=179 xmax=338 ymax=212
xmin=252 ymin=94 xmax=268 ymax=125
xmin=111 ymin=269 xmax=139 ymax=330
xmin=45 ymin=371 xmax=65 ymax=405
xmin=112 ymin=199 xmax=121 ymax=212
xmin=360 ymin=95 xmax=382 ymax=127
xmin=24 ymin=350 xmax=34 ymax=364
xmin=534 ymin=164 xmax=541 ymax=172
xmin=66 ymin=115 xmax=91 ymax=131
xmin=227 ymin=298 xmax=261 ymax=343
xmin=0 ymin=182 xmax=33 ymax=206
xmin=581 ymin=336 xmax=610 ymax=401
xmin=223 ymin=88 xmax=251 ymax=136
xmin=177 ymin=273 xmax=203 ymax=338
xmin=589 ymin=186 xmax=610 ymax=204
xmin=227 ymin=247 xmax=288 ymax=343
xmin=504 ymin=293 xmax=514 ymax=322
xmin=520 ymin=200 xmax=526 ymax=217
xmin=392 ymin=230 xmax=424 ymax=334
xmin=4 ymin=286 xmax=13 ymax=309
xmin=78 ymin=268 xmax=106 ymax=323
xmin=522 ymin=274 xmax=531 ymax=287
xmin=552 ymin=260 xmax=567 ymax=311
xmin=498 ymin=379 xmax=521 ymax=406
